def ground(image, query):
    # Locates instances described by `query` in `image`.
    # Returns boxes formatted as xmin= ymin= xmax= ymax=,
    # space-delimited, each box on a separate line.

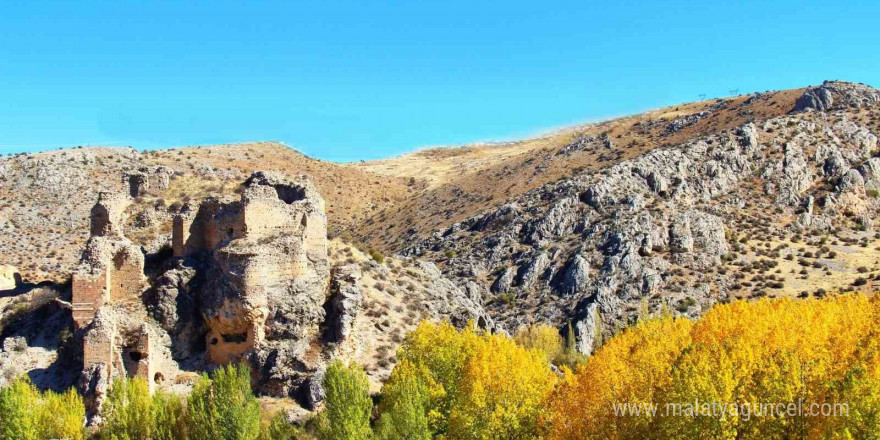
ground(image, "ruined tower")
xmin=73 ymin=192 xmax=145 ymax=328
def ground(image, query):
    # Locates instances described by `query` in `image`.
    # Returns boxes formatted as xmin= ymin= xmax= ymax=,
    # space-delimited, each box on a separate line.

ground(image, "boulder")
xmin=0 ymin=265 xmax=19 ymax=290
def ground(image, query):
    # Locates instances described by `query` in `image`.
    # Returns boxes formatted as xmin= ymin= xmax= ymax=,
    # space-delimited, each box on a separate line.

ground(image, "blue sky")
xmin=1 ymin=1 xmax=878 ymax=162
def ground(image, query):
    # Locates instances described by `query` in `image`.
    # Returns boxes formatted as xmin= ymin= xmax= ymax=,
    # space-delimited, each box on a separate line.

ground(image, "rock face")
xmin=328 ymin=264 xmax=363 ymax=343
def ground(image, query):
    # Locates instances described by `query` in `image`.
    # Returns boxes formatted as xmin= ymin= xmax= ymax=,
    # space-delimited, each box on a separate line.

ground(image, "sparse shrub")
xmin=369 ymin=249 xmax=385 ymax=264
xmin=676 ymin=297 xmax=696 ymax=313
xmin=497 ymin=293 xmax=515 ymax=305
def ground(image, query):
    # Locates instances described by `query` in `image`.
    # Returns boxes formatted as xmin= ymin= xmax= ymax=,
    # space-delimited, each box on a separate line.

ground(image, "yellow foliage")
xmin=544 ymin=295 xmax=880 ymax=440
xmin=39 ymin=388 xmax=86 ymax=440
xmin=390 ymin=321 xmax=557 ymax=440
xmin=0 ymin=376 xmax=85 ymax=440
xmin=450 ymin=332 xmax=557 ymax=440
xmin=514 ymin=324 xmax=564 ymax=363
xmin=544 ymin=315 xmax=693 ymax=440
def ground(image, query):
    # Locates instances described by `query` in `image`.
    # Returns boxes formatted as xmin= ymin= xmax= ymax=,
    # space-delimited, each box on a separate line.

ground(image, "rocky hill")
xmin=0 ymin=170 xmax=489 ymax=423
xmin=0 ymin=142 xmax=414 ymax=282
xmin=1 ymin=80 xmax=879 ymax=419
xmin=405 ymin=81 xmax=880 ymax=351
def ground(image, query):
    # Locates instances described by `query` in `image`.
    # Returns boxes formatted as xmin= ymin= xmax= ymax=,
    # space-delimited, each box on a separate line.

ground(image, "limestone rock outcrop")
xmin=793 ymin=80 xmax=879 ymax=112
xmin=0 ymin=265 xmax=19 ymax=291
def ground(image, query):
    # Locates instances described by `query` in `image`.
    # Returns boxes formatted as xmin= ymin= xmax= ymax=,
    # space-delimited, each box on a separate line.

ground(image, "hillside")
xmin=402 ymin=81 xmax=880 ymax=348
xmin=352 ymin=87 xmax=807 ymax=252
xmin=1 ymin=80 xmax=879 ymax=423
xmin=0 ymin=142 xmax=413 ymax=282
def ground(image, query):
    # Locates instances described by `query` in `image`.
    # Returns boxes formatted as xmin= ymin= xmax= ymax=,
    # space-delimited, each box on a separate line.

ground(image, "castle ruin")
xmin=71 ymin=170 xmax=330 ymax=398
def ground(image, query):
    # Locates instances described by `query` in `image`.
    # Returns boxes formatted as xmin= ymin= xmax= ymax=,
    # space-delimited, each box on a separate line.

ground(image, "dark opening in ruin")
xmin=221 ymin=333 xmax=248 ymax=343
xmin=272 ymin=184 xmax=306 ymax=204
xmin=154 ymin=372 xmax=164 ymax=384
xmin=129 ymin=351 xmax=143 ymax=362
xmin=228 ymin=228 xmax=234 ymax=237
xmin=210 ymin=338 xmax=219 ymax=345
xmin=128 ymin=175 xmax=147 ymax=198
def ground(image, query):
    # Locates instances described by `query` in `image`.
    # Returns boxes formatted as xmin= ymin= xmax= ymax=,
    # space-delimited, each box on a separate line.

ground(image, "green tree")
xmin=187 ymin=363 xmax=262 ymax=440
xmin=151 ymin=389 xmax=187 ymax=440
xmin=102 ymin=377 xmax=153 ymax=440
xmin=0 ymin=376 xmax=41 ymax=440
xmin=316 ymin=361 xmax=373 ymax=440
xmin=39 ymin=387 xmax=86 ymax=440
xmin=376 ymin=360 xmax=432 ymax=440
xmin=0 ymin=376 xmax=85 ymax=440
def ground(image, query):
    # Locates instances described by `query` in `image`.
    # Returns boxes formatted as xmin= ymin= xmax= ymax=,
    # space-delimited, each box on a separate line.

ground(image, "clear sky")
xmin=1 ymin=1 xmax=878 ymax=161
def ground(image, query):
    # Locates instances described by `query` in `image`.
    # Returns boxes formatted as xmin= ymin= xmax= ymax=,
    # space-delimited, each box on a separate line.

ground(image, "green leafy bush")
xmin=151 ymin=389 xmax=187 ymax=440
xmin=187 ymin=363 xmax=261 ymax=440
xmin=0 ymin=377 xmax=41 ymax=440
xmin=258 ymin=413 xmax=299 ymax=440
xmin=376 ymin=360 xmax=431 ymax=440
xmin=0 ymin=376 xmax=85 ymax=440
xmin=102 ymin=377 xmax=153 ymax=440
xmin=316 ymin=361 xmax=372 ymax=440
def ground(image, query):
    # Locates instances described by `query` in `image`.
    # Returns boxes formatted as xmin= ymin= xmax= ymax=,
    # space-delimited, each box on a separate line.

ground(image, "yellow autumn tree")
xmin=449 ymin=332 xmax=557 ymax=440
xmin=394 ymin=321 xmax=481 ymax=436
xmin=0 ymin=376 xmax=85 ymax=440
xmin=656 ymin=295 xmax=880 ymax=440
xmin=544 ymin=294 xmax=880 ymax=440
xmin=386 ymin=321 xmax=556 ymax=440
xmin=514 ymin=324 xmax=564 ymax=363
xmin=544 ymin=315 xmax=693 ymax=440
